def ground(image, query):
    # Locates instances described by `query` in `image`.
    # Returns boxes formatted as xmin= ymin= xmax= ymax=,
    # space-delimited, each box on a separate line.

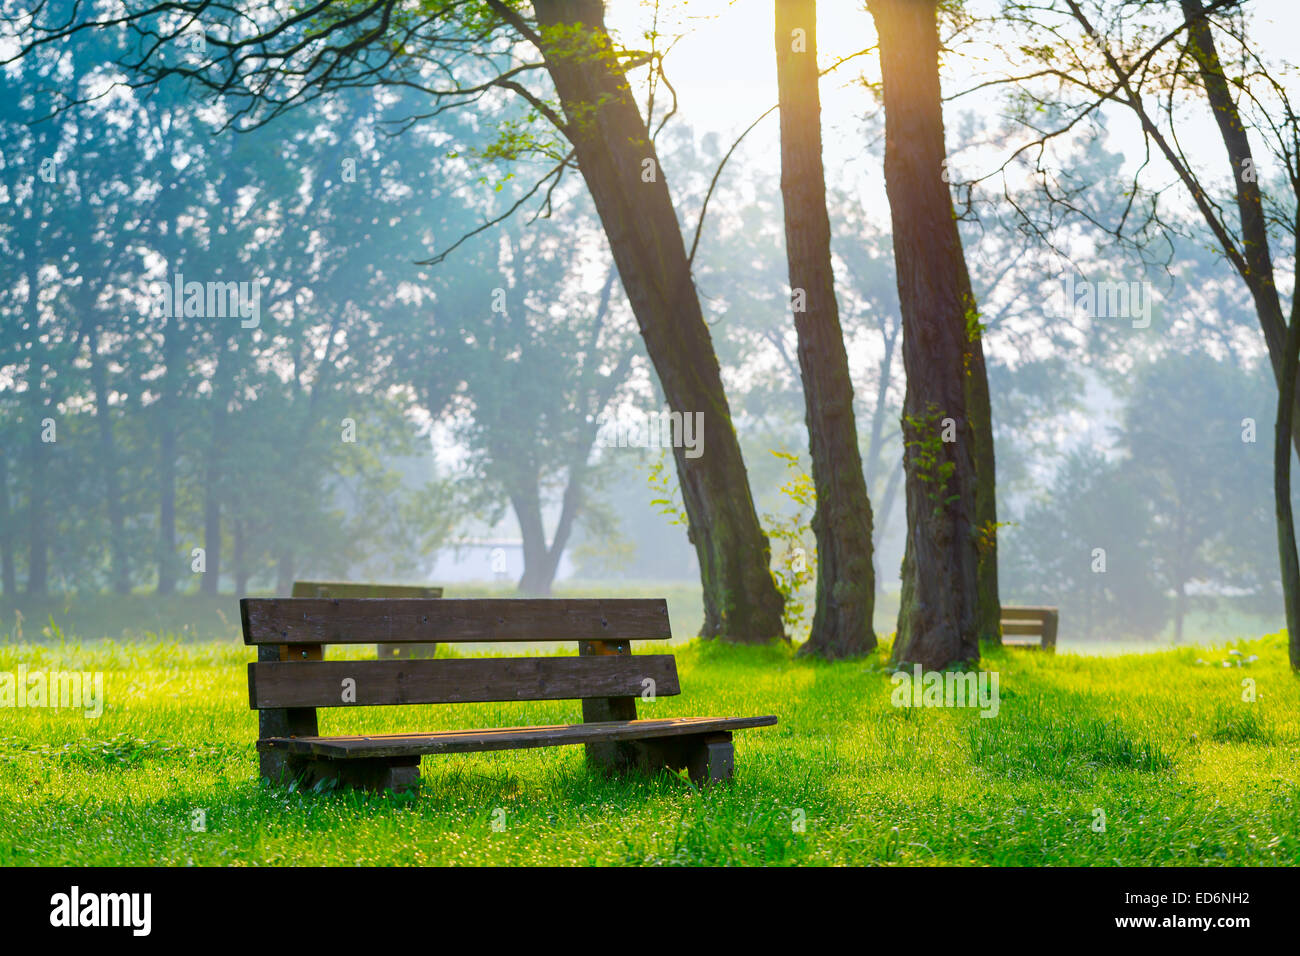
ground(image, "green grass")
xmin=1 ymin=623 xmax=1297 ymax=866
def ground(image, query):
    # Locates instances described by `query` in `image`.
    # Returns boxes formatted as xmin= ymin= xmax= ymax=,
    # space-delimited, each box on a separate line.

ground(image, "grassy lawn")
xmin=1 ymin=622 xmax=1297 ymax=865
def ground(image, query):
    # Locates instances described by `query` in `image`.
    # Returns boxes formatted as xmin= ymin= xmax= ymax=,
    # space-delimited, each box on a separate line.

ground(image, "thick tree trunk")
xmin=513 ymin=486 xmax=554 ymax=596
xmin=530 ymin=0 xmax=785 ymax=644
xmin=774 ymin=0 xmax=876 ymax=659
xmin=869 ymin=0 xmax=985 ymax=668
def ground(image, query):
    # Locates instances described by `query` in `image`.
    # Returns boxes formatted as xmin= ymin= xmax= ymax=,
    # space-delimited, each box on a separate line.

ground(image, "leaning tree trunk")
xmin=1180 ymin=0 xmax=1300 ymax=460
xmin=774 ymin=0 xmax=876 ymax=659
xmin=869 ymin=0 xmax=988 ymax=669
xmin=531 ymin=0 xmax=785 ymax=643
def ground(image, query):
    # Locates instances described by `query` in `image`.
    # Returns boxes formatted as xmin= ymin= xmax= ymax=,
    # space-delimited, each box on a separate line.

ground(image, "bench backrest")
xmin=1000 ymin=606 xmax=1059 ymax=649
xmin=242 ymin=597 xmax=678 ymax=713
xmin=291 ymin=581 xmax=444 ymax=599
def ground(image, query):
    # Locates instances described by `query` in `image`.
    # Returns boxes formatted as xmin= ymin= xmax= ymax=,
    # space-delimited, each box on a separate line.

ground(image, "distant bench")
xmin=291 ymin=580 xmax=443 ymax=660
xmin=242 ymin=597 xmax=777 ymax=793
xmin=1000 ymin=606 xmax=1059 ymax=652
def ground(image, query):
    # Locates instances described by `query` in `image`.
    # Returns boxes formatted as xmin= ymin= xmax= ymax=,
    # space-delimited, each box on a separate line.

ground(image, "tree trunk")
xmin=88 ymin=327 xmax=131 ymax=595
xmin=1275 ymin=303 xmax=1300 ymax=669
xmin=1179 ymin=0 xmax=1300 ymax=459
xmin=24 ymin=423 xmax=48 ymax=597
xmin=530 ymin=0 xmax=785 ymax=644
xmin=201 ymin=458 xmax=221 ymax=595
xmin=513 ymin=485 xmax=554 ymax=596
xmin=512 ymin=462 xmax=586 ymax=596
xmin=869 ymin=0 xmax=984 ymax=669
xmin=966 ymin=328 xmax=1001 ymax=644
xmin=157 ymin=314 xmax=184 ymax=595
xmin=233 ymin=517 xmax=250 ymax=596
xmin=201 ymin=328 xmax=234 ymax=597
xmin=774 ymin=0 xmax=876 ymax=659
xmin=0 ymin=447 xmax=14 ymax=597
xmin=158 ymin=419 xmax=178 ymax=595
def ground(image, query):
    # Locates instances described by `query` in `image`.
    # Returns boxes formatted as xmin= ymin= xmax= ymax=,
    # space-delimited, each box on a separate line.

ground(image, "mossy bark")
xmin=775 ymin=0 xmax=876 ymax=659
xmin=869 ymin=0 xmax=993 ymax=669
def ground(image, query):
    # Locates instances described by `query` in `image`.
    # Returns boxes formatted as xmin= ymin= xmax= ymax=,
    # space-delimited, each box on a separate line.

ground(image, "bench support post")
xmin=276 ymin=755 xmax=421 ymax=794
xmin=257 ymin=644 xmax=320 ymax=786
xmin=578 ymin=639 xmax=640 ymax=774
xmin=633 ymin=731 xmax=734 ymax=788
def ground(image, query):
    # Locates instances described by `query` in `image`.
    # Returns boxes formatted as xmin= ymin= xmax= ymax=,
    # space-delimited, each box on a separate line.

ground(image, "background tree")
xmin=774 ymin=0 xmax=876 ymax=658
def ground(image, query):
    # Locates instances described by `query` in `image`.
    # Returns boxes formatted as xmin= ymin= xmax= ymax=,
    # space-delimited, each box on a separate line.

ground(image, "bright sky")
xmin=605 ymin=0 xmax=1300 ymax=228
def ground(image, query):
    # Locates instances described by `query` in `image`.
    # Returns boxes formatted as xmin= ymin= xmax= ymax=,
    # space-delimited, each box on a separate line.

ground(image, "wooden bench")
xmin=291 ymin=580 xmax=443 ymax=660
xmin=1000 ymin=606 xmax=1059 ymax=651
xmin=242 ymin=597 xmax=777 ymax=793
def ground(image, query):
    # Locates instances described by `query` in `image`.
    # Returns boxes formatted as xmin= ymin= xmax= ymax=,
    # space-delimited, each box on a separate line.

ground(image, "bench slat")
xmin=1001 ymin=622 xmax=1048 ymax=635
xmin=248 ymin=655 xmax=680 ymax=709
xmin=257 ymin=716 xmax=778 ymax=758
xmin=1000 ymin=606 xmax=1057 ymax=620
xmin=291 ymin=581 xmax=443 ymax=598
xmin=241 ymin=597 xmax=672 ymax=645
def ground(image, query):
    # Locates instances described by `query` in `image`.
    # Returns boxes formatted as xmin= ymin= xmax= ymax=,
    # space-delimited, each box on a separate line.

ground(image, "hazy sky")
xmin=605 ymin=0 xmax=1300 ymax=228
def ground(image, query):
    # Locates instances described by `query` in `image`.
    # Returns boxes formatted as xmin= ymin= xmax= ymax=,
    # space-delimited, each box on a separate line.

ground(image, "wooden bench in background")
xmin=243 ymin=597 xmax=777 ymax=793
xmin=291 ymin=580 xmax=443 ymax=660
xmin=1000 ymin=606 xmax=1059 ymax=652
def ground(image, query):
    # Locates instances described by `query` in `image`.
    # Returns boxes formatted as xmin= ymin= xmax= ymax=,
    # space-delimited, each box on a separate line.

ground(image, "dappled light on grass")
xmin=0 ymin=632 xmax=1296 ymax=865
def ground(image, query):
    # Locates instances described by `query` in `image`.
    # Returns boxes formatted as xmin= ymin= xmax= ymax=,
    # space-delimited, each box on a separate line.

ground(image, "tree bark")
xmin=1276 ymin=303 xmax=1300 ymax=669
xmin=530 ymin=0 xmax=785 ymax=643
xmin=966 ymin=325 xmax=1001 ymax=644
xmin=774 ymin=0 xmax=876 ymax=659
xmin=869 ymin=0 xmax=988 ymax=668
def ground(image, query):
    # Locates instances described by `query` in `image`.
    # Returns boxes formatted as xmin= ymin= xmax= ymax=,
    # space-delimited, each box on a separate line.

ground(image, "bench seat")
xmin=258 ymin=715 xmax=778 ymax=759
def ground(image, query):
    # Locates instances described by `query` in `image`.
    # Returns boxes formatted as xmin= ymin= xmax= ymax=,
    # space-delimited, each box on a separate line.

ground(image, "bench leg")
xmin=682 ymin=732 xmax=734 ymax=787
xmin=627 ymin=732 xmax=735 ymax=788
xmin=261 ymin=754 xmax=421 ymax=794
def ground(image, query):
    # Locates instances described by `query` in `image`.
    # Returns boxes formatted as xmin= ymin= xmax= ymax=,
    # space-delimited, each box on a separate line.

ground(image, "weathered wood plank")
xmin=258 ymin=715 xmax=778 ymax=758
xmin=249 ymin=654 xmax=681 ymax=709
xmin=292 ymin=581 xmax=443 ymax=599
xmin=1001 ymin=621 xmax=1048 ymax=636
xmin=1000 ymin=606 xmax=1058 ymax=619
xmin=241 ymin=597 xmax=672 ymax=645
xmin=291 ymin=580 xmax=443 ymax=659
